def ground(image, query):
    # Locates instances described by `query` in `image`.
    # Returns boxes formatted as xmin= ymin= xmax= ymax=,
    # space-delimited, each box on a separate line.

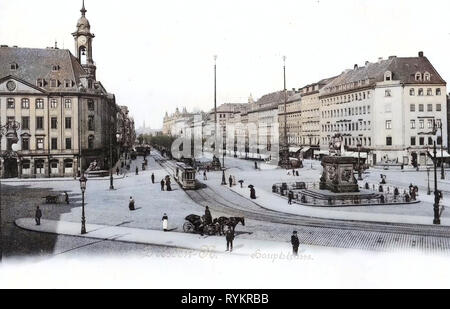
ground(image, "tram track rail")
xmin=153 ymin=153 xmax=450 ymax=253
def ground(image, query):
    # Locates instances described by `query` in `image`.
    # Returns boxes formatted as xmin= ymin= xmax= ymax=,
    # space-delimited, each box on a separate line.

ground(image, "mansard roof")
xmin=322 ymin=54 xmax=446 ymax=96
xmin=0 ymin=46 xmax=87 ymax=92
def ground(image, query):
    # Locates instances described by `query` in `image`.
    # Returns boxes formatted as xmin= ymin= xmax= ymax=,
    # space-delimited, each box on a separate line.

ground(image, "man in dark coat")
xmin=250 ymin=187 xmax=256 ymax=199
xmin=288 ymin=191 xmax=294 ymax=205
xmin=64 ymin=191 xmax=69 ymax=204
xmin=225 ymin=226 xmax=235 ymax=252
xmin=160 ymin=179 xmax=165 ymax=191
xmin=135 ymin=166 xmax=139 ymax=175
xmin=151 ymin=173 xmax=155 ymax=184
xmin=35 ymin=206 xmax=42 ymax=225
xmin=204 ymin=206 xmax=212 ymax=225
xmin=229 ymin=175 xmax=233 ymax=188
xmin=291 ymin=231 xmax=300 ymax=255
xmin=166 ymin=177 xmax=172 ymax=191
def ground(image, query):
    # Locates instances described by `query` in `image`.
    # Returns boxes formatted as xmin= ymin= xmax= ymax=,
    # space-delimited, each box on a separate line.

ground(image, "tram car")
xmin=174 ymin=162 xmax=197 ymax=190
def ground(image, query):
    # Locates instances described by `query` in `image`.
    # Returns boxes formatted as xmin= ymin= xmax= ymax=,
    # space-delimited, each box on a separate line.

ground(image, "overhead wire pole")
xmin=214 ymin=55 xmax=218 ymax=158
xmin=283 ymin=55 xmax=289 ymax=168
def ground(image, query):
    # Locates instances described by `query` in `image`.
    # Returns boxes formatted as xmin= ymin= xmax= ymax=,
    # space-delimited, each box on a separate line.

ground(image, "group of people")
xmin=287 ymin=169 xmax=300 ymax=177
xmin=160 ymin=176 xmax=172 ymax=191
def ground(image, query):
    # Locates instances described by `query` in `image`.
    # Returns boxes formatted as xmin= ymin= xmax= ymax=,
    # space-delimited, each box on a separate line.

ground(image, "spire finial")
xmin=81 ymin=0 xmax=87 ymax=16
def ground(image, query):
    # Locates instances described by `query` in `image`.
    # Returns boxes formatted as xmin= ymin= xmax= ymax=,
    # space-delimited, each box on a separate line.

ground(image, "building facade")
xmin=319 ymin=52 xmax=447 ymax=165
xmin=0 ymin=2 xmax=134 ymax=178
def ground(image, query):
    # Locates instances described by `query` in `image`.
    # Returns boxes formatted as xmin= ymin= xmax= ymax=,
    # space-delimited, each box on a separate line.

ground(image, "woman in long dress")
xmin=162 ymin=213 xmax=169 ymax=232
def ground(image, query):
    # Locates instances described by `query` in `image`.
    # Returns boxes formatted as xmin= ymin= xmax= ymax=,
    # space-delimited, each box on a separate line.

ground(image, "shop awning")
xmin=289 ymin=147 xmax=301 ymax=153
xmin=315 ymin=150 xmax=330 ymax=156
xmin=300 ymin=146 xmax=311 ymax=153
xmin=342 ymin=151 xmax=368 ymax=159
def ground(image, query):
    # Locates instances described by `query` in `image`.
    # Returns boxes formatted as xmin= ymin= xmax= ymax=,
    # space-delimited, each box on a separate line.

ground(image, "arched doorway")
xmin=4 ymin=158 xmax=18 ymax=178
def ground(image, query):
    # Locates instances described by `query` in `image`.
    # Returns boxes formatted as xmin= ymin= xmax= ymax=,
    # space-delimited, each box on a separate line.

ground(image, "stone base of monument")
xmin=320 ymin=156 xmax=359 ymax=193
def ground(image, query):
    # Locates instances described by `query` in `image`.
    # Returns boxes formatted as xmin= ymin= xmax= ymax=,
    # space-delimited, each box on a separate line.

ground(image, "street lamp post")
xmin=427 ymin=167 xmax=431 ymax=195
xmin=109 ymin=127 xmax=114 ymax=190
xmin=214 ymin=55 xmax=218 ymax=160
xmin=357 ymin=143 xmax=363 ymax=180
xmin=79 ymin=174 xmax=88 ymax=234
xmin=433 ymin=142 xmax=441 ymax=225
xmin=283 ymin=56 xmax=289 ymax=168
xmin=439 ymin=122 xmax=445 ymax=180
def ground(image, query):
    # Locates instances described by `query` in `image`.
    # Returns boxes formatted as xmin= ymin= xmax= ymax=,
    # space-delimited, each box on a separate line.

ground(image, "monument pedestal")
xmin=320 ymin=156 xmax=359 ymax=193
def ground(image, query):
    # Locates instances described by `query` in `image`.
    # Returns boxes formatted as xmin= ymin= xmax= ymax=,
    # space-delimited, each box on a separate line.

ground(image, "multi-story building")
xmin=278 ymin=92 xmax=301 ymax=151
xmin=0 ymin=2 xmax=132 ymax=178
xmin=319 ymin=52 xmax=447 ymax=165
xmin=298 ymin=77 xmax=336 ymax=157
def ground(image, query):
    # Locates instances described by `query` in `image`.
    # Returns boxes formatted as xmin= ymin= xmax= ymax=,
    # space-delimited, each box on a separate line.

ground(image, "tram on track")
xmin=174 ymin=162 xmax=197 ymax=190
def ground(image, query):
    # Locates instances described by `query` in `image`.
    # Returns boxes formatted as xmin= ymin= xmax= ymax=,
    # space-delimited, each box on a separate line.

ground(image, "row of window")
xmin=322 ymin=105 xmax=370 ymax=118
xmin=321 ymin=91 xmax=371 ymax=106
xmin=36 ymin=78 xmax=74 ymax=88
xmin=3 ymin=98 xmax=96 ymax=110
xmin=7 ymin=115 xmax=95 ymax=131
xmin=410 ymin=136 xmax=442 ymax=147
xmin=408 ymin=119 xmax=441 ymax=130
xmin=409 ymin=88 xmax=441 ymax=96
xmin=21 ymin=137 xmax=73 ymax=151
xmin=322 ymin=121 xmax=371 ymax=133
xmin=20 ymin=136 xmax=95 ymax=151
xmin=410 ymin=103 xmax=442 ymax=112
xmin=322 ymin=136 xmax=372 ymax=147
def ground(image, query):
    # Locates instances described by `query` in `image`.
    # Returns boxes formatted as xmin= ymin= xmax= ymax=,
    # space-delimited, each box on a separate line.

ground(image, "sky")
xmin=1 ymin=0 xmax=449 ymax=129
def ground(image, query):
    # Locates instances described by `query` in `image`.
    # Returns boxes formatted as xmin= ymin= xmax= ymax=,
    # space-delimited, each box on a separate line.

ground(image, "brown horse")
xmin=214 ymin=216 xmax=245 ymax=235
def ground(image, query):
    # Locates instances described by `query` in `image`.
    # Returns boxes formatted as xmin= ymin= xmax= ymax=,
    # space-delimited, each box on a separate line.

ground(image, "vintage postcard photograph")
xmin=1 ymin=0 xmax=450 ymax=294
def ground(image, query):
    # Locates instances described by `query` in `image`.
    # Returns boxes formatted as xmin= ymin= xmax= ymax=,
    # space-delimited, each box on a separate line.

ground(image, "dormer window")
xmin=37 ymin=79 xmax=44 ymax=87
xmin=384 ymin=71 xmax=392 ymax=81
xmin=50 ymin=79 xmax=58 ymax=88
xmin=10 ymin=63 xmax=18 ymax=70
xmin=64 ymin=79 xmax=72 ymax=88
xmin=415 ymin=72 xmax=422 ymax=81
xmin=52 ymin=65 xmax=60 ymax=72
xmin=424 ymin=72 xmax=431 ymax=81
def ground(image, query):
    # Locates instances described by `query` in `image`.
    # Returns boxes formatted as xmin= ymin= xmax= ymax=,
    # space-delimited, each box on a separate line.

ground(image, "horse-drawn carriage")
xmin=183 ymin=214 xmax=245 ymax=236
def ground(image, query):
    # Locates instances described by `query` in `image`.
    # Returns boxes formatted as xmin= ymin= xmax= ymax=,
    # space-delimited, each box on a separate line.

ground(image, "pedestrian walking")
xmin=135 ymin=166 xmax=139 ymax=175
xmin=204 ymin=206 xmax=212 ymax=225
xmin=64 ymin=191 xmax=69 ymax=204
xmin=166 ymin=176 xmax=172 ymax=191
xmin=254 ymin=162 xmax=258 ymax=170
xmin=35 ymin=206 xmax=42 ymax=226
xmin=116 ymin=167 xmax=120 ymax=176
xmin=129 ymin=196 xmax=135 ymax=211
xmin=296 ymin=170 xmax=299 ymax=177
xmin=161 ymin=179 xmax=165 ymax=191
xmin=225 ymin=226 xmax=235 ymax=252
xmin=288 ymin=191 xmax=294 ymax=205
xmin=151 ymin=173 xmax=155 ymax=184
xmin=203 ymin=170 xmax=207 ymax=181
xmin=229 ymin=175 xmax=233 ymax=188
xmin=291 ymin=231 xmax=300 ymax=255
xmin=162 ymin=213 xmax=169 ymax=232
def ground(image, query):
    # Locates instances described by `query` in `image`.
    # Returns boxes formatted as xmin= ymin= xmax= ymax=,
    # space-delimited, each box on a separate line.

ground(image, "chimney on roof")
xmin=418 ymin=51 xmax=424 ymax=57
xmin=388 ymin=55 xmax=396 ymax=60
xmin=354 ymin=64 xmax=358 ymax=70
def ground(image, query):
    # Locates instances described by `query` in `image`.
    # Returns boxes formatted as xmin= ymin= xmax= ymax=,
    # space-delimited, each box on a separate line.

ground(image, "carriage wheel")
xmin=183 ymin=222 xmax=195 ymax=233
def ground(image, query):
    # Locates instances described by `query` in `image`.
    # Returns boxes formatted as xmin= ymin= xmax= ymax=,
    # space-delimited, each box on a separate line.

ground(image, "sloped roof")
xmin=0 ymin=46 xmax=86 ymax=92
xmin=323 ymin=55 xmax=446 ymax=95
